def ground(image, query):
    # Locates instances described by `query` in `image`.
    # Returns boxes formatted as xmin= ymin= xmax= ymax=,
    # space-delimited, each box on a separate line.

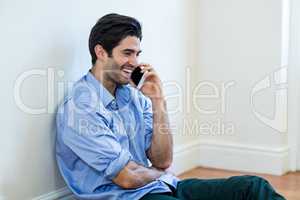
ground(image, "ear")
xmin=94 ymin=44 xmax=108 ymax=62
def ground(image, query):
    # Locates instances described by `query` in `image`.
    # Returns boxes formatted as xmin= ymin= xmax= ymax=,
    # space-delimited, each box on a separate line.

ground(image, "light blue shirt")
xmin=56 ymin=72 xmax=179 ymax=200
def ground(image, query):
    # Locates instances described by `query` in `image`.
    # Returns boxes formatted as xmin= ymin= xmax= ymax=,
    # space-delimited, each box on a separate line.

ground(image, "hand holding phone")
xmin=130 ymin=66 xmax=148 ymax=89
xmin=131 ymin=64 xmax=164 ymax=99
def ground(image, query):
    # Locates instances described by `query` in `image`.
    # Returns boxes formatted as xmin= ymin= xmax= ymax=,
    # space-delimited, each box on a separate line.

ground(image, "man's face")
xmin=103 ymin=36 xmax=142 ymax=85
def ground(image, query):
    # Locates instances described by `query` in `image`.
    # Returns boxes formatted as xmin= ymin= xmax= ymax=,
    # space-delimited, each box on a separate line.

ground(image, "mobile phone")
xmin=130 ymin=67 xmax=147 ymax=89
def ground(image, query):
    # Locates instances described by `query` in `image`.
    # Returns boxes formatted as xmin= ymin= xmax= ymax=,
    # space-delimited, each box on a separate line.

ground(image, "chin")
xmin=118 ymin=79 xmax=130 ymax=85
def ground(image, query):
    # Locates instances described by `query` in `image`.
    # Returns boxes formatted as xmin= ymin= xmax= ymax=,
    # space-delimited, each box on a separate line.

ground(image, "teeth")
xmin=123 ymin=69 xmax=132 ymax=73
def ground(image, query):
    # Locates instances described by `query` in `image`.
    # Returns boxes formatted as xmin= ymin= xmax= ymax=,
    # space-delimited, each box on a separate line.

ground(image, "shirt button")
xmin=110 ymin=100 xmax=118 ymax=110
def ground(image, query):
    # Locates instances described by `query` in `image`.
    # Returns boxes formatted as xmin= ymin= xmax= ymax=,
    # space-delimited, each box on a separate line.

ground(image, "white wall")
xmin=0 ymin=0 xmax=196 ymax=199
xmin=191 ymin=0 xmax=290 ymax=174
xmin=288 ymin=0 xmax=300 ymax=170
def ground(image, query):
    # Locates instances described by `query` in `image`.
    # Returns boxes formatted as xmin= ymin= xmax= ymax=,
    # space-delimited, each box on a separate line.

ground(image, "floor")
xmin=178 ymin=167 xmax=300 ymax=200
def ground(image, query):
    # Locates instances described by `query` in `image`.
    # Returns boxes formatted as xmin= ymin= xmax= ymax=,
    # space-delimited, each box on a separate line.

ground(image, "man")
xmin=56 ymin=13 xmax=285 ymax=200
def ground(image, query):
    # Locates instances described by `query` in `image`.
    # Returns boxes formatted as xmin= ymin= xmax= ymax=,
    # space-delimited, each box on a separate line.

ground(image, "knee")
xmin=245 ymin=175 xmax=269 ymax=184
xmin=228 ymin=175 xmax=265 ymax=189
xmin=232 ymin=175 xmax=270 ymax=192
xmin=242 ymin=175 xmax=273 ymax=194
xmin=240 ymin=175 xmax=270 ymax=186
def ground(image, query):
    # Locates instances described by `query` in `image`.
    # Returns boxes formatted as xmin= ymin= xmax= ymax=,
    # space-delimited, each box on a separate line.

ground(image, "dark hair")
xmin=88 ymin=13 xmax=142 ymax=65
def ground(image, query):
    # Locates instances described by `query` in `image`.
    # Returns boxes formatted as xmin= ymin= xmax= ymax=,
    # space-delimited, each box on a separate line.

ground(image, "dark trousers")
xmin=140 ymin=175 xmax=286 ymax=200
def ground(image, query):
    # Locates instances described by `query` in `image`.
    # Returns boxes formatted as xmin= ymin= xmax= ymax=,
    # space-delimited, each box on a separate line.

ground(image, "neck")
xmin=90 ymin=65 xmax=117 ymax=96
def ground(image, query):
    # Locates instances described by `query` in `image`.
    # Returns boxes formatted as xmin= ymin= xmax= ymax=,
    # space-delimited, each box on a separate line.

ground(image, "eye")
xmin=123 ymin=52 xmax=131 ymax=56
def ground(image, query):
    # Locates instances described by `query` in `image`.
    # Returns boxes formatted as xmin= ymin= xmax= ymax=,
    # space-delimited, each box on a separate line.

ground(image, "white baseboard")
xmin=196 ymin=141 xmax=290 ymax=176
xmin=171 ymin=140 xmax=290 ymax=176
xmin=32 ymin=187 xmax=73 ymax=200
xmin=33 ymin=140 xmax=290 ymax=199
xmin=170 ymin=141 xmax=200 ymax=175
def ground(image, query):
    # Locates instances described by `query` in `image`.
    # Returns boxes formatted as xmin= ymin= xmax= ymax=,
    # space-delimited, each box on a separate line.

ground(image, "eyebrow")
xmin=122 ymin=49 xmax=142 ymax=54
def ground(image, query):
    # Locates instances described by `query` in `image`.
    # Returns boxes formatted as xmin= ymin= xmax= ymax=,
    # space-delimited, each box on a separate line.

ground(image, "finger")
xmin=138 ymin=63 xmax=150 ymax=67
xmin=139 ymin=64 xmax=150 ymax=69
xmin=141 ymin=65 xmax=154 ymax=73
xmin=143 ymin=71 xmax=157 ymax=82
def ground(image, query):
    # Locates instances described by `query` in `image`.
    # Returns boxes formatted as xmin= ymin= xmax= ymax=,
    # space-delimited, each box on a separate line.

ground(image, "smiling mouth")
xmin=122 ymin=68 xmax=133 ymax=78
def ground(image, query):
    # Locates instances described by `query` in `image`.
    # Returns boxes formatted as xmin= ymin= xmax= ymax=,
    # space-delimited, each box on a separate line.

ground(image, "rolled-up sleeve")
xmin=62 ymin=103 xmax=132 ymax=180
xmin=104 ymin=148 xmax=132 ymax=179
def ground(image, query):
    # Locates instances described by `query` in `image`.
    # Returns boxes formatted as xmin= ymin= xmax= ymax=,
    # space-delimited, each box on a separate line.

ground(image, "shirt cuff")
xmin=104 ymin=149 xmax=132 ymax=180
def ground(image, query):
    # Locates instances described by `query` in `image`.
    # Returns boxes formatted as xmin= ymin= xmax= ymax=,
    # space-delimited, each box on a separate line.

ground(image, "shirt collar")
xmin=85 ymin=71 xmax=130 ymax=108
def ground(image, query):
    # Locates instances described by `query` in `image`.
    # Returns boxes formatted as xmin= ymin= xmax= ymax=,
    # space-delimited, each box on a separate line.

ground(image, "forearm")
xmin=132 ymin=165 xmax=164 ymax=186
xmin=114 ymin=161 xmax=164 ymax=189
xmin=148 ymin=97 xmax=173 ymax=169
